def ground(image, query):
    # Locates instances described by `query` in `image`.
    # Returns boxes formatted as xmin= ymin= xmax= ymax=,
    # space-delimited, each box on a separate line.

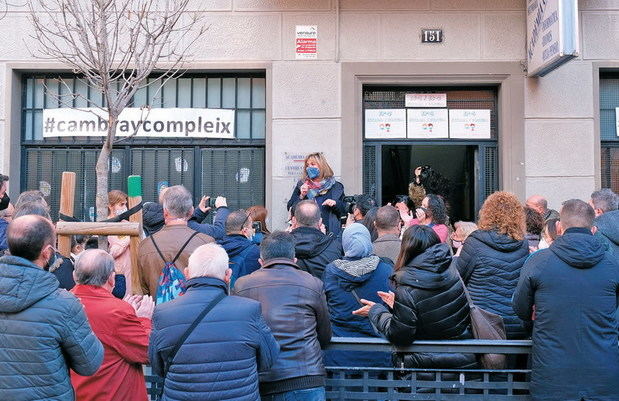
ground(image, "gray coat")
xmin=372 ymin=234 xmax=401 ymax=264
xmin=0 ymin=255 xmax=104 ymax=401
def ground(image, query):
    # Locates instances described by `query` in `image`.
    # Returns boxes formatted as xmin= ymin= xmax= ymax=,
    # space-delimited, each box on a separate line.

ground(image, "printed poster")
xmin=449 ymin=109 xmax=491 ymax=139
xmin=296 ymin=25 xmax=317 ymax=60
xmin=407 ymin=109 xmax=448 ymax=139
xmin=364 ymin=109 xmax=406 ymax=139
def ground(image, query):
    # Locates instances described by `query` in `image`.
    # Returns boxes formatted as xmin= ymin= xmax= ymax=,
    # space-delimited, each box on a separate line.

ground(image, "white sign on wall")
xmin=616 ymin=108 xmax=619 ymax=137
xmin=407 ymin=109 xmax=449 ymax=139
xmin=364 ymin=109 xmax=407 ymax=139
xmin=449 ymin=109 xmax=491 ymax=139
xmin=526 ymin=0 xmax=579 ymax=77
xmin=405 ymin=93 xmax=447 ymax=108
xmin=42 ymin=108 xmax=236 ymax=139
xmin=296 ymin=25 xmax=317 ymax=60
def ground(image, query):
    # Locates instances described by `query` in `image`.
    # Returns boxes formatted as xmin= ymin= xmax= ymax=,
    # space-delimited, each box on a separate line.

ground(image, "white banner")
xmin=407 ymin=109 xmax=448 ymax=139
xmin=449 ymin=109 xmax=491 ymax=139
xmin=42 ymin=107 xmax=235 ymax=139
xmin=364 ymin=109 xmax=407 ymax=139
xmin=405 ymin=93 xmax=447 ymax=108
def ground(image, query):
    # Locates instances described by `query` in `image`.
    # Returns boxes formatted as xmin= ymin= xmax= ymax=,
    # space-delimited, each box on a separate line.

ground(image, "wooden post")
xmin=127 ymin=175 xmax=143 ymax=295
xmin=58 ymin=172 xmax=76 ymax=257
xmin=56 ymin=222 xmax=141 ymax=237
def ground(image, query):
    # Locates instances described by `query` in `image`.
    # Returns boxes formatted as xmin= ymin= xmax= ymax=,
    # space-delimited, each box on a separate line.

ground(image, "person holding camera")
xmin=400 ymin=194 xmax=449 ymax=243
xmin=287 ymin=153 xmax=345 ymax=237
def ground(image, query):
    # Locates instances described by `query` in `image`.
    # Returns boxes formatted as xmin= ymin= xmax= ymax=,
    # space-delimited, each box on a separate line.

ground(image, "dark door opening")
xmin=381 ymin=145 xmax=477 ymax=223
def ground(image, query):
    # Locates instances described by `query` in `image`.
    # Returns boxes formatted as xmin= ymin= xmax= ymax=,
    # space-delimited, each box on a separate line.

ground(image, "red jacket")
xmin=71 ymin=285 xmax=151 ymax=401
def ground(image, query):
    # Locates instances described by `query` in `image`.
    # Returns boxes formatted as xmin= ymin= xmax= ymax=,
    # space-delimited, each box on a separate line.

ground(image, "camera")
xmin=343 ymin=195 xmax=360 ymax=215
xmin=252 ymin=221 xmax=263 ymax=232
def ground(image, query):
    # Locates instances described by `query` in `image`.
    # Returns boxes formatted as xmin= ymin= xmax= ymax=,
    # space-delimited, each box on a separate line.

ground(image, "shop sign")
xmin=405 ymin=93 xmax=447 ymax=108
xmin=526 ymin=0 xmax=579 ymax=77
xmin=407 ymin=109 xmax=448 ymax=139
xmin=295 ymin=25 xmax=317 ymax=60
xmin=449 ymin=109 xmax=491 ymax=139
xmin=364 ymin=109 xmax=407 ymax=139
xmin=282 ymin=152 xmax=306 ymax=178
xmin=42 ymin=107 xmax=236 ymax=139
xmin=421 ymin=29 xmax=443 ymax=43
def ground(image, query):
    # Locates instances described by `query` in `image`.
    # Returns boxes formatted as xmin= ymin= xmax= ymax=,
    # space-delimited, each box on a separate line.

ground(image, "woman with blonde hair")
xmin=107 ymin=190 xmax=132 ymax=296
xmin=287 ymin=152 xmax=346 ymax=236
xmin=455 ymin=191 xmax=529 ymax=339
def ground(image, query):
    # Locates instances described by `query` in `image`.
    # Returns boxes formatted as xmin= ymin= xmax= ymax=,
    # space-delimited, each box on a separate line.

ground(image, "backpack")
xmin=151 ymin=231 xmax=199 ymax=304
xmin=228 ymin=244 xmax=256 ymax=290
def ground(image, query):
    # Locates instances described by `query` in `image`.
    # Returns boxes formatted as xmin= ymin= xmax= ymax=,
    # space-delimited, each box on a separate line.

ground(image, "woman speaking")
xmin=287 ymin=152 xmax=345 ymax=236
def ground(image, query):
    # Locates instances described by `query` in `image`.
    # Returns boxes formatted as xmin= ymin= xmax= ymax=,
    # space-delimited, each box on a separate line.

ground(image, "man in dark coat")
xmin=234 ymin=231 xmax=332 ymax=400
xmin=590 ymin=188 xmax=619 ymax=258
xmin=290 ymin=200 xmax=343 ymax=279
xmin=0 ymin=215 xmax=104 ymax=401
xmin=149 ymin=243 xmax=279 ymax=401
xmin=217 ymin=209 xmax=261 ymax=288
xmin=513 ymin=199 xmax=619 ymax=401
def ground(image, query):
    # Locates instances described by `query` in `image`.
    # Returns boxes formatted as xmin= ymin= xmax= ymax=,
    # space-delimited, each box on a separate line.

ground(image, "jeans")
xmin=261 ymin=387 xmax=326 ymax=401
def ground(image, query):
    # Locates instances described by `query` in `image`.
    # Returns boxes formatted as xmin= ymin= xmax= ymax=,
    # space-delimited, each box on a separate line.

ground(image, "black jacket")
xmin=142 ymin=202 xmax=229 ymax=240
xmin=234 ymin=259 xmax=332 ymax=395
xmin=456 ymin=229 xmax=529 ymax=339
xmin=369 ymin=243 xmax=475 ymax=369
xmin=291 ymin=226 xmax=343 ymax=279
xmin=513 ymin=228 xmax=619 ymax=401
xmin=287 ymin=181 xmax=346 ymax=236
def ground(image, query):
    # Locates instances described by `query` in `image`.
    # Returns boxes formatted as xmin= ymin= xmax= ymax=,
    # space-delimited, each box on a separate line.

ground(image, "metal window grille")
xmin=600 ymin=73 xmax=619 ymax=193
xmin=21 ymin=73 xmax=266 ymax=221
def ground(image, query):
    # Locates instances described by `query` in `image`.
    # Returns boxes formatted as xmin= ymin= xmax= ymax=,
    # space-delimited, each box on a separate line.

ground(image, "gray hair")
xmin=294 ymin=200 xmax=321 ymax=228
xmin=15 ymin=190 xmax=49 ymax=211
xmin=187 ymin=243 xmax=229 ymax=280
xmin=161 ymin=185 xmax=193 ymax=219
xmin=590 ymin=188 xmax=618 ymax=213
xmin=74 ymin=249 xmax=115 ymax=286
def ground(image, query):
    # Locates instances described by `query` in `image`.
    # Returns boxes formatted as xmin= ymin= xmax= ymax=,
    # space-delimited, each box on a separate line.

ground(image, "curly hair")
xmin=524 ymin=206 xmax=544 ymax=236
xmin=418 ymin=166 xmax=451 ymax=199
xmin=478 ymin=191 xmax=526 ymax=241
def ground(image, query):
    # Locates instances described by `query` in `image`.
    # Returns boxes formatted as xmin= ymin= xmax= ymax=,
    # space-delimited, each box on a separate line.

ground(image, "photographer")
xmin=287 ymin=153 xmax=345 ymax=236
xmin=189 ymin=195 xmax=230 ymax=240
xmin=0 ymin=174 xmax=10 ymax=211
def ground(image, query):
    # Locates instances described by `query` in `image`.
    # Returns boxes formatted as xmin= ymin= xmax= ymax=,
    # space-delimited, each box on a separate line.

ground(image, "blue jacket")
xmin=287 ymin=181 xmax=346 ymax=237
xmin=594 ymin=209 xmax=619 ymax=260
xmin=513 ymin=228 xmax=619 ymax=401
xmin=323 ymin=255 xmax=392 ymax=367
xmin=0 ymin=218 xmax=7 ymax=251
xmin=149 ymin=277 xmax=279 ymax=401
xmin=218 ymin=234 xmax=261 ymax=286
xmin=189 ymin=207 xmax=230 ymax=240
xmin=456 ymin=229 xmax=529 ymax=339
xmin=0 ymin=255 xmax=104 ymax=401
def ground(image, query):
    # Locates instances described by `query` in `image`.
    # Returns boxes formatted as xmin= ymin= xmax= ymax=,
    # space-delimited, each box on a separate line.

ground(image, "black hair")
xmin=392 ymin=195 xmax=414 ymax=211
xmin=360 ymin=207 xmax=379 ymax=242
xmin=425 ymin=194 xmax=448 ymax=225
xmin=418 ymin=166 xmax=451 ymax=199
xmin=0 ymin=174 xmax=8 ymax=188
xmin=260 ymin=231 xmax=296 ymax=261
xmin=525 ymin=206 xmax=544 ymax=236
xmin=7 ymin=216 xmax=55 ymax=262
xmin=85 ymin=237 xmax=99 ymax=249
xmin=394 ymin=225 xmax=440 ymax=271
xmin=355 ymin=194 xmax=376 ymax=217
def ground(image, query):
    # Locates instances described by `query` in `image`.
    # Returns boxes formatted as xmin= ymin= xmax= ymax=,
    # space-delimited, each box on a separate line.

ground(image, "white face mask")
xmin=115 ymin=207 xmax=128 ymax=216
xmin=538 ymin=237 xmax=549 ymax=249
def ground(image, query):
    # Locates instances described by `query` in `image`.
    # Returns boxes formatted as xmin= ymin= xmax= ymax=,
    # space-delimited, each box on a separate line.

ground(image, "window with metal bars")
xmin=600 ymin=72 xmax=619 ymax=193
xmin=21 ymin=73 xmax=266 ymax=221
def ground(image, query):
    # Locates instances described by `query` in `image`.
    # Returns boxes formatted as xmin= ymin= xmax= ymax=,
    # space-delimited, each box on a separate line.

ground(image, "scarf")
xmin=305 ymin=177 xmax=336 ymax=199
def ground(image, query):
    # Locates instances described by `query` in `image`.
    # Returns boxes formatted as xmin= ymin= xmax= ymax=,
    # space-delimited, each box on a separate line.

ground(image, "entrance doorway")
xmin=382 ymin=145 xmax=476 ymax=222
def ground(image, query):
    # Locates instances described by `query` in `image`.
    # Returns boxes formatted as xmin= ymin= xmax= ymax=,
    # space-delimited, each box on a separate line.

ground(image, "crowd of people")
xmin=0 ymin=155 xmax=618 ymax=401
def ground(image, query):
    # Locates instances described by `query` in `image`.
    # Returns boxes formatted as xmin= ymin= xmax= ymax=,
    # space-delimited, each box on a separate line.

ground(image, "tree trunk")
xmin=95 ymin=116 xmax=118 ymax=221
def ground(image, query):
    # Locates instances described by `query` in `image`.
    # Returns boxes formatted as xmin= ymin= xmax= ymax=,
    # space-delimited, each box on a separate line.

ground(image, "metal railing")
xmin=145 ymin=337 xmax=533 ymax=400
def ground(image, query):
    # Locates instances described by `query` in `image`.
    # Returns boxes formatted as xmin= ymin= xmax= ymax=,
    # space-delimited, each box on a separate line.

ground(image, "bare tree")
xmin=29 ymin=0 xmax=203 ymax=220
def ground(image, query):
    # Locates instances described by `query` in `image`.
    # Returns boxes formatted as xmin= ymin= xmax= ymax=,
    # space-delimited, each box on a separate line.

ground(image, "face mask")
xmin=306 ymin=166 xmax=320 ymax=179
xmin=452 ymin=240 xmax=462 ymax=249
xmin=538 ymin=237 xmax=549 ymax=249
xmin=115 ymin=207 xmax=128 ymax=216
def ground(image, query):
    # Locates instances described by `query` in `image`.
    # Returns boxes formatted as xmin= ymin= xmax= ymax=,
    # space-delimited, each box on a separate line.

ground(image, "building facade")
xmin=0 ymin=0 xmax=617 ymax=228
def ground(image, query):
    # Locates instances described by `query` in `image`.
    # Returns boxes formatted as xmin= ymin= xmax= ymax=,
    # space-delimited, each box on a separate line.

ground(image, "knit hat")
xmin=342 ymin=223 xmax=373 ymax=259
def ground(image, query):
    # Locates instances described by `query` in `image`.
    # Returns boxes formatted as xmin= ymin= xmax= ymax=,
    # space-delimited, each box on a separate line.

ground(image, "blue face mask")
xmin=306 ymin=166 xmax=320 ymax=179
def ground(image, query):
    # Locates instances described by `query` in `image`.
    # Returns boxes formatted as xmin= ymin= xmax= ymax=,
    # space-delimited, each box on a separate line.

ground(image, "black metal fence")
xmin=145 ymin=337 xmax=533 ymax=401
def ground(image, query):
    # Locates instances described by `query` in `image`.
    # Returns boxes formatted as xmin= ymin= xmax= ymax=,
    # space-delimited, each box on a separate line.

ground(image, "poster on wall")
xmin=616 ymin=108 xmax=619 ymax=137
xmin=364 ymin=109 xmax=407 ymax=139
xmin=295 ymin=25 xmax=317 ymax=60
xmin=449 ymin=109 xmax=491 ymax=139
xmin=407 ymin=109 xmax=448 ymax=139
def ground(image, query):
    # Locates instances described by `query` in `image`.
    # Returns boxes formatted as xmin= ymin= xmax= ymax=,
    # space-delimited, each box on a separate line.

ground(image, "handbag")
xmin=455 ymin=268 xmax=507 ymax=369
